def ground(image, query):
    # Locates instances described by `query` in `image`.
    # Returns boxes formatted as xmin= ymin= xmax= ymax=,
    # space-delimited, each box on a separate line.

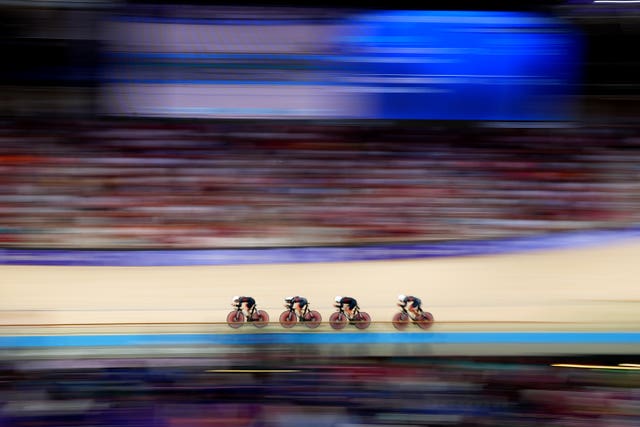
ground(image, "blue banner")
xmin=2 ymin=228 xmax=640 ymax=266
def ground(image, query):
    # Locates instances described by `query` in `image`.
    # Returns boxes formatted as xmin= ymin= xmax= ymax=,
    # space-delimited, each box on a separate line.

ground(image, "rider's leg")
xmin=297 ymin=303 xmax=304 ymax=318
xmin=302 ymin=304 xmax=311 ymax=319
xmin=408 ymin=302 xmax=418 ymax=317
xmin=413 ymin=305 xmax=424 ymax=319
xmin=347 ymin=302 xmax=357 ymax=319
xmin=343 ymin=303 xmax=352 ymax=318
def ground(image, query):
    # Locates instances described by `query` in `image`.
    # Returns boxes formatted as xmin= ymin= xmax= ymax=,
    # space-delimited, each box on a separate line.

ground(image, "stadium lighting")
xmin=551 ymin=364 xmax=640 ymax=370
xmin=593 ymin=1 xmax=640 ymax=4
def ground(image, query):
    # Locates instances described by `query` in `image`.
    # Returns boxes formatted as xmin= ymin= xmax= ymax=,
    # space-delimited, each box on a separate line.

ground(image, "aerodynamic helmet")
xmin=335 ymin=296 xmax=342 ymax=303
xmin=398 ymin=294 xmax=406 ymax=302
xmin=232 ymin=295 xmax=240 ymax=304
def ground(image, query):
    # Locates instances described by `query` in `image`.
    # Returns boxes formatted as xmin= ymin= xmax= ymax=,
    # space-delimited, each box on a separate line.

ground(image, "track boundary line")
xmin=0 ymin=320 xmax=613 ymax=327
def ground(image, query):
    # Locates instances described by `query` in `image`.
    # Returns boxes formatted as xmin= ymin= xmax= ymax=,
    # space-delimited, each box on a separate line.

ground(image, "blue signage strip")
xmin=2 ymin=228 xmax=640 ymax=266
xmin=1 ymin=331 xmax=639 ymax=348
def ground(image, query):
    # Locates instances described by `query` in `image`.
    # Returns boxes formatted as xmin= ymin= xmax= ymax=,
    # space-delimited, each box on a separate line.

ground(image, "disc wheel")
xmin=392 ymin=312 xmax=410 ymax=331
xmin=253 ymin=309 xmax=270 ymax=328
xmin=416 ymin=311 xmax=435 ymax=330
xmin=304 ymin=310 xmax=322 ymax=329
xmin=226 ymin=310 xmax=245 ymax=329
xmin=279 ymin=311 xmax=297 ymax=328
xmin=353 ymin=311 xmax=371 ymax=330
xmin=329 ymin=312 xmax=348 ymax=330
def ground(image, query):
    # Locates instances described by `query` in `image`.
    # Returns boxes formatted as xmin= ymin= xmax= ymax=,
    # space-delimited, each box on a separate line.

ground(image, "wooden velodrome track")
xmin=2 ymin=237 xmax=640 ymax=340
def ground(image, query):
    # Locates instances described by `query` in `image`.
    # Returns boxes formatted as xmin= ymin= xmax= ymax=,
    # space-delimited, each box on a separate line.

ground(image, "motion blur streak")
xmin=102 ymin=8 xmax=580 ymax=121
xmin=1 ymin=2 xmax=640 ymax=427
xmin=205 ymin=369 xmax=303 ymax=373
xmin=551 ymin=363 xmax=640 ymax=370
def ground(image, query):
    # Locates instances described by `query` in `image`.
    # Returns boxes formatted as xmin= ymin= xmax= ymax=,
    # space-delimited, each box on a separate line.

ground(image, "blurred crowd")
xmin=1 ymin=119 xmax=640 ymax=249
xmin=1 ymin=355 xmax=639 ymax=426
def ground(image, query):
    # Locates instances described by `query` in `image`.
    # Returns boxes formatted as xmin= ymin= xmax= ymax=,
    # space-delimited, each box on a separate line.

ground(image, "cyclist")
xmin=335 ymin=295 xmax=358 ymax=319
xmin=284 ymin=296 xmax=308 ymax=318
xmin=397 ymin=294 xmax=422 ymax=317
xmin=232 ymin=295 xmax=256 ymax=317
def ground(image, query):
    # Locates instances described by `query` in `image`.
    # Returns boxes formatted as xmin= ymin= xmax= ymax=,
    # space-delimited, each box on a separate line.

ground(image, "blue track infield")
xmin=1 ymin=331 xmax=640 ymax=348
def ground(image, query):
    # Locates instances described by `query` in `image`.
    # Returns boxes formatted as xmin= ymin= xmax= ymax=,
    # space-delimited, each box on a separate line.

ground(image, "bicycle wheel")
xmin=353 ymin=311 xmax=371 ymax=330
xmin=329 ymin=312 xmax=347 ymax=330
xmin=226 ymin=310 xmax=245 ymax=329
xmin=416 ymin=311 xmax=435 ymax=330
xmin=253 ymin=309 xmax=270 ymax=328
xmin=304 ymin=310 xmax=322 ymax=329
xmin=279 ymin=310 xmax=297 ymax=328
xmin=392 ymin=312 xmax=410 ymax=331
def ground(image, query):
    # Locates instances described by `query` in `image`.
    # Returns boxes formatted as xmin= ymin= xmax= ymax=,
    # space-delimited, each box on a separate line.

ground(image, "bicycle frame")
xmin=283 ymin=303 xmax=311 ymax=321
xmin=234 ymin=304 xmax=257 ymax=320
xmin=398 ymin=305 xmax=423 ymax=322
xmin=334 ymin=304 xmax=360 ymax=321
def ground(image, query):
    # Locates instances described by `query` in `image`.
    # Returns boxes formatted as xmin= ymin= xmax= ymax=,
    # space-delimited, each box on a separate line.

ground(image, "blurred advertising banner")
xmin=100 ymin=8 xmax=582 ymax=121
